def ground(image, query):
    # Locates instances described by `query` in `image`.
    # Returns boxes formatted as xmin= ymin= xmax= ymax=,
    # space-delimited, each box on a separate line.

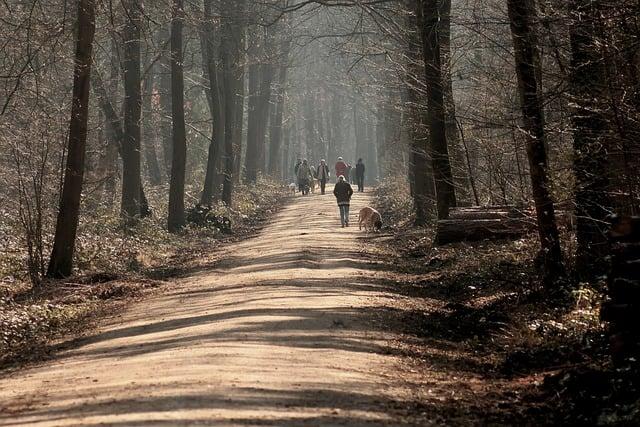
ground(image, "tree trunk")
xmin=157 ymin=26 xmax=173 ymax=179
xmin=142 ymin=61 xmax=162 ymax=186
xmin=407 ymin=0 xmax=435 ymax=224
xmin=200 ymin=0 xmax=225 ymax=205
xmin=303 ymin=90 xmax=318 ymax=161
xmin=282 ymin=119 xmax=292 ymax=180
xmin=103 ymin=37 xmax=120 ymax=203
xmin=232 ymin=35 xmax=246 ymax=183
xmin=168 ymin=0 xmax=187 ymax=232
xmin=420 ymin=0 xmax=457 ymax=219
xmin=47 ymin=0 xmax=96 ymax=278
xmin=441 ymin=0 xmax=470 ymax=204
xmin=329 ymin=92 xmax=342 ymax=165
xmin=366 ymin=120 xmax=378 ymax=182
xmin=121 ymin=0 xmax=143 ymax=222
xmin=569 ymin=0 xmax=612 ymax=278
xmin=507 ymin=0 xmax=564 ymax=283
xmin=246 ymin=26 xmax=276 ymax=182
xmin=268 ymin=37 xmax=291 ymax=177
xmin=221 ymin=0 xmax=246 ymax=205
xmin=354 ymin=102 xmax=367 ymax=161
xmin=91 ymin=70 xmax=150 ymax=218
xmin=245 ymin=30 xmax=262 ymax=182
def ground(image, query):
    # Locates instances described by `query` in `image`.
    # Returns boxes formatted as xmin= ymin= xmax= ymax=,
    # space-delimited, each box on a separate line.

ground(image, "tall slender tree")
xmin=121 ymin=0 xmax=143 ymax=222
xmin=221 ymin=0 xmax=247 ymax=205
xmin=167 ymin=0 xmax=187 ymax=232
xmin=268 ymin=30 xmax=291 ymax=177
xmin=420 ymin=0 xmax=457 ymax=219
xmin=507 ymin=0 xmax=564 ymax=283
xmin=407 ymin=0 xmax=435 ymax=224
xmin=157 ymin=26 xmax=173 ymax=178
xmin=47 ymin=0 xmax=96 ymax=278
xmin=569 ymin=0 xmax=612 ymax=278
xmin=200 ymin=0 xmax=225 ymax=206
xmin=142 ymin=61 xmax=162 ymax=186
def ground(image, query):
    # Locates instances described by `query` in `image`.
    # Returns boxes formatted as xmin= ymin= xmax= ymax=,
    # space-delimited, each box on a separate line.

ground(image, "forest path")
xmin=0 ymin=188 xmax=417 ymax=426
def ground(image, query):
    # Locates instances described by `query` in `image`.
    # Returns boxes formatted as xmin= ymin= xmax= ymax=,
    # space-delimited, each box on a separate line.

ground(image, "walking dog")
xmin=358 ymin=206 xmax=383 ymax=232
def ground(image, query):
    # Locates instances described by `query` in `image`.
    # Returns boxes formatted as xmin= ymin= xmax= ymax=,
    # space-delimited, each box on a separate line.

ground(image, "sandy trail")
xmin=0 ymin=190 xmax=414 ymax=426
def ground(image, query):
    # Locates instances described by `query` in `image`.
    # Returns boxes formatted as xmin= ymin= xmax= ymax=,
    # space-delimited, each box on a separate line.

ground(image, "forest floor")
xmin=0 ymin=185 xmax=636 ymax=425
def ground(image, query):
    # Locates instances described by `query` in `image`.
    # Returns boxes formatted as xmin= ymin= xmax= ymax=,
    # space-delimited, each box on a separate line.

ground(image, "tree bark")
xmin=354 ymin=102 xmax=367 ymax=161
xmin=91 ymin=70 xmax=150 ymax=218
xmin=569 ymin=0 xmax=612 ymax=278
xmin=157 ymin=26 xmax=173 ymax=179
xmin=268 ymin=36 xmax=291 ymax=177
xmin=329 ymin=92 xmax=342 ymax=165
xmin=221 ymin=0 xmax=246 ymax=205
xmin=200 ymin=0 xmax=225 ymax=205
xmin=420 ymin=0 xmax=457 ymax=219
xmin=142 ymin=61 xmax=162 ymax=186
xmin=407 ymin=0 xmax=436 ymax=224
xmin=47 ymin=0 xmax=96 ymax=278
xmin=168 ymin=0 xmax=187 ymax=232
xmin=246 ymin=25 xmax=276 ymax=182
xmin=103 ymin=37 xmax=120 ymax=203
xmin=245 ymin=29 xmax=262 ymax=182
xmin=441 ymin=0 xmax=470 ymax=204
xmin=121 ymin=0 xmax=143 ymax=222
xmin=232 ymin=31 xmax=246 ymax=183
xmin=507 ymin=0 xmax=564 ymax=283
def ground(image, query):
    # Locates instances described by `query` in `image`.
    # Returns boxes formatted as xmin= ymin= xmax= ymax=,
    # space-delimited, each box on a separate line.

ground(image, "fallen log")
xmin=436 ymin=205 xmax=573 ymax=245
xmin=448 ymin=208 xmax=530 ymax=221
xmin=435 ymin=217 xmax=535 ymax=245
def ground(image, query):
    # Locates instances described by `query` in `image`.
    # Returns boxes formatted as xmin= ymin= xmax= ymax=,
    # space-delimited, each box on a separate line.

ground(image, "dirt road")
xmin=0 ymin=190 xmax=417 ymax=426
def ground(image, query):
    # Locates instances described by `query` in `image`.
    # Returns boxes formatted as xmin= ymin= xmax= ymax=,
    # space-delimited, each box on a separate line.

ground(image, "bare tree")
xmin=569 ymin=0 xmax=612 ymax=278
xmin=221 ymin=0 xmax=247 ymax=205
xmin=47 ymin=0 xmax=96 ymax=278
xmin=420 ymin=0 xmax=457 ymax=219
xmin=507 ymin=0 xmax=564 ymax=283
xmin=121 ymin=0 xmax=143 ymax=221
xmin=167 ymin=0 xmax=187 ymax=232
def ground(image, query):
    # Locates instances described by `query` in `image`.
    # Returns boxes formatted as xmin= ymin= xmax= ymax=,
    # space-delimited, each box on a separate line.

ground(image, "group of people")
xmin=294 ymin=157 xmax=366 ymax=196
xmin=293 ymin=156 xmax=366 ymax=227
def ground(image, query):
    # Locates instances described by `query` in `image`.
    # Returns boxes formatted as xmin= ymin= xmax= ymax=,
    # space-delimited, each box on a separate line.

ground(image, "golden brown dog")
xmin=358 ymin=206 xmax=383 ymax=232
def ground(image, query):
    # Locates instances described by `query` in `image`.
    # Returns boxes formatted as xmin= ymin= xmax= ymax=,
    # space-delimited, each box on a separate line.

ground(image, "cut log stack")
xmin=435 ymin=206 xmax=536 ymax=245
xmin=601 ymin=216 xmax=640 ymax=364
xmin=435 ymin=205 xmax=573 ymax=245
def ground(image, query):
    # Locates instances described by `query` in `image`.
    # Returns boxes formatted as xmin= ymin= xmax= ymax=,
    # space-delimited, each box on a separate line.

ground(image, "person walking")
xmin=355 ymin=158 xmax=365 ymax=192
xmin=296 ymin=159 xmax=313 ymax=195
xmin=317 ymin=159 xmax=330 ymax=195
xmin=294 ymin=158 xmax=302 ymax=176
xmin=333 ymin=175 xmax=354 ymax=228
xmin=335 ymin=157 xmax=348 ymax=183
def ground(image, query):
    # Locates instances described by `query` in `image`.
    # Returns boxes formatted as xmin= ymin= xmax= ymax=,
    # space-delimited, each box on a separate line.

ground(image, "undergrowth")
xmin=374 ymin=175 xmax=414 ymax=228
xmin=372 ymin=176 xmax=633 ymax=425
xmin=0 ymin=177 xmax=286 ymax=368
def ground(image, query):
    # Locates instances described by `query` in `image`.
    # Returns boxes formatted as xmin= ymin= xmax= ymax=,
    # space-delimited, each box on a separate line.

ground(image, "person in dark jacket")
xmin=317 ymin=159 xmax=330 ymax=195
xmin=333 ymin=175 xmax=354 ymax=227
xmin=355 ymin=158 xmax=365 ymax=192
